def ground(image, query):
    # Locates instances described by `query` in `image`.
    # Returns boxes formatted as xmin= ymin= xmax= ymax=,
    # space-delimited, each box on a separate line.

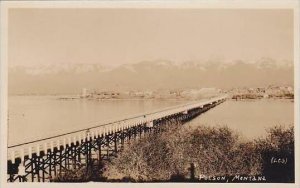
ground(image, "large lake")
xmin=8 ymin=96 xmax=294 ymax=145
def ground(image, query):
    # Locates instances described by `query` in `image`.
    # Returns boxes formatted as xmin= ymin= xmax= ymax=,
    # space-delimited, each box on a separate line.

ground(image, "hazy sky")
xmin=8 ymin=8 xmax=293 ymax=67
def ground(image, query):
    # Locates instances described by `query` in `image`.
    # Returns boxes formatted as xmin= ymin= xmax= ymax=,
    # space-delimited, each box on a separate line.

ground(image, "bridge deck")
xmin=7 ymin=96 xmax=227 ymax=163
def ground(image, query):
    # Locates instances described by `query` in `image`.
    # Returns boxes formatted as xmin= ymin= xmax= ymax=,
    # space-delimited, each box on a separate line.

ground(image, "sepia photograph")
xmin=0 ymin=0 xmax=299 ymax=187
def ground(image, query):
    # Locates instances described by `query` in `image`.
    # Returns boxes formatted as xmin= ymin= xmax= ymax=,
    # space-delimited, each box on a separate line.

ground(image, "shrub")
xmin=103 ymin=124 xmax=264 ymax=181
xmin=55 ymin=124 xmax=294 ymax=183
xmin=254 ymin=125 xmax=294 ymax=182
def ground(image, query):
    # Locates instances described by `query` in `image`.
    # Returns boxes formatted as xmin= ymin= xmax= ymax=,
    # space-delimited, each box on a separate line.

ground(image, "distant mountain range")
xmin=8 ymin=58 xmax=294 ymax=95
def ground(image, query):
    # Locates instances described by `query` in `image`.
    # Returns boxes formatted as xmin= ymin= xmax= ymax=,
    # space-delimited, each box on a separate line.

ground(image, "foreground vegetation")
xmin=54 ymin=123 xmax=294 ymax=183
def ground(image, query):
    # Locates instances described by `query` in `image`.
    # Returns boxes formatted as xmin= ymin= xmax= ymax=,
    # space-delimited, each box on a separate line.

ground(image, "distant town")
xmin=58 ymin=85 xmax=294 ymax=101
xmin=228 ymin=85 xmax=294 ymax=100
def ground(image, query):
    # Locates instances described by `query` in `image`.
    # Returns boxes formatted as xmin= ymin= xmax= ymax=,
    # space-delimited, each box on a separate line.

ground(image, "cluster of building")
xmin=78 ymin=85 xmax=294 ymax=101
xmin=80 ymin=88 xmax=221 ymax=100
xmin=227 ymin=85 xmax=294 ymax=100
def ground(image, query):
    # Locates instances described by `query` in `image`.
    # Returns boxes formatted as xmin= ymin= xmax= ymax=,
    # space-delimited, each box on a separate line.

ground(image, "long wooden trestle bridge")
xmin=7 ymin=96 xmax=226 ymax=182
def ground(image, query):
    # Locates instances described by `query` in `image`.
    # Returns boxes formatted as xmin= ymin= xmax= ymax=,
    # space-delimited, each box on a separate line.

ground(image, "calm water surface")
xmin=186 ymin=99 xmax=294 ymax=140
xmin=8 ymin=96 xmax=187 ymax=146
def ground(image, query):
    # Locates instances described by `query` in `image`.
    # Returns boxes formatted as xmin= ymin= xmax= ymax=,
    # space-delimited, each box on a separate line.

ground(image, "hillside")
xmin=8 ymin=58 xmax=293 ymax=95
